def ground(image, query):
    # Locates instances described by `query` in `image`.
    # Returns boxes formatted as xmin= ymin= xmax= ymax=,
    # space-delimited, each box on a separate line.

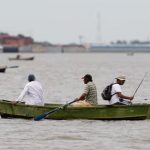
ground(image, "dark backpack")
xmin=101 ymin=83 xmax=116 ymax=101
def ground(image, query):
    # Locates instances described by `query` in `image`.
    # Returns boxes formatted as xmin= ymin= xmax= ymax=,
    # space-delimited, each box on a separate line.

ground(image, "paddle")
xmin=6 ymin=65 xmax=19 ymax=68
xmin=34 ymin=99 xmax=77 ymax=121
xmin=132 ymin=72 xmax=148 ymax=97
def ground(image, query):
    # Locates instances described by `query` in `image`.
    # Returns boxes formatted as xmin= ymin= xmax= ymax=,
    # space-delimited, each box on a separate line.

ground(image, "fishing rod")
xmin=133 ymin=72 xmax=148 ymax=97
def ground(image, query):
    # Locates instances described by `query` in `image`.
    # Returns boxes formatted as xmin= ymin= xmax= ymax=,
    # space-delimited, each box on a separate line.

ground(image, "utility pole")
xmin=96 ymin=12 xmax=102 ymax=44
xmin=79 ymin=35 xmax=83 ymax=45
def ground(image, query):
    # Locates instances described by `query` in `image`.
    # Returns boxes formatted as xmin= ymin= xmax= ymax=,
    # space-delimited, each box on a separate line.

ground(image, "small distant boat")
xmin=0 ymin=66 xmax=6 ymax=73
xmin=9 ymin=55 xmax=34 ymax=61
xmin=127 ymin=52 xmax=134 ymax=56
xmin=0 ymin=65 xmax=19 ymax=73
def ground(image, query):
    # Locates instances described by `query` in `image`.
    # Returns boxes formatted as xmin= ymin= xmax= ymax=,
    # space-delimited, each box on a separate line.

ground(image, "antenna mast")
xmin=96 ymin=12 xmax=102 ymax=44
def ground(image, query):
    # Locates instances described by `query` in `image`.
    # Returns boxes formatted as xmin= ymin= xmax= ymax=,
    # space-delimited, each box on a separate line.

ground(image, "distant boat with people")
xmin=8 ymin=55 xmax=34 ymax=61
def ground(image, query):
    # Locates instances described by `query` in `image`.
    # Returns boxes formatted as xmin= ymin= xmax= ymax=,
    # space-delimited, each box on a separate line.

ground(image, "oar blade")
xmin=34 ymin=113 xmax=48 ymax=121
xmin=34 ymin=107 xmax=61 ymax=121
xmin=34 ymin=99 xmax=77 ymax=121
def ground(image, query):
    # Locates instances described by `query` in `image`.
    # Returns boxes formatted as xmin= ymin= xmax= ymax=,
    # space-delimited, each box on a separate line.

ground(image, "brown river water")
xmin=0 ymin=53 xmax=150 ymax=150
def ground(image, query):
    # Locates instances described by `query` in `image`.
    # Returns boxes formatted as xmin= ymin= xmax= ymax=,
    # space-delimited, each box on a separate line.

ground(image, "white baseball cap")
xmin=116 ymin=76 xmax=126 ymax=80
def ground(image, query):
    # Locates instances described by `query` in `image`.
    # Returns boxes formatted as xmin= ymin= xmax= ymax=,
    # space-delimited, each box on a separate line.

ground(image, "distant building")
xmin=0 ymin=33 xmax=34 ymax=53
xmin=19 ymin=45 xmax=33 ymax=53
xmin=0 ymin=45 xmax=3 ymax=52
xmin=32 ymin=42 xmax=62 ymax=53
xmin=32 ymin=43 xmax=87 ymax=53
xmin=62 ymin=44 xmax=87 ymax=53
xmin=0 ymin=33 xmax=33 ymax=47
xmin=88 ymin=41 xmax=150 ymax=52
xmin=3 ymin=47 xmax=19 ymax=53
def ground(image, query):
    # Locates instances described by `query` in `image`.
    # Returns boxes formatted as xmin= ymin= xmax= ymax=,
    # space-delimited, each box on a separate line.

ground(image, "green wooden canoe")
xmin=0 ymin=100 xmax=149 ymax=120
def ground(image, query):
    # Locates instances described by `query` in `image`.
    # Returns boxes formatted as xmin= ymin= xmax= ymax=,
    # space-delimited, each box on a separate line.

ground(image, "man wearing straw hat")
xmin=110 ymin=75 xmax=134 ymax=105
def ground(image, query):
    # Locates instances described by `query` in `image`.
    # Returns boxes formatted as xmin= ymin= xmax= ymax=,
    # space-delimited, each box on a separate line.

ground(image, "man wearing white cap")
xmin=110 ymin=76 xmax=134 ymax=105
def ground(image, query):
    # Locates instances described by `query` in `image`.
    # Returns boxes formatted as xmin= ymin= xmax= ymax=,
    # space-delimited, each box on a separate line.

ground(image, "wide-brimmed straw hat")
xmin=116 ymin=76 xmax=126 ymax=80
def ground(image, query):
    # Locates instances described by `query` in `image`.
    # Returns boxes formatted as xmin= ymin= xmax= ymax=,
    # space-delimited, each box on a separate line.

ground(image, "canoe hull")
xmin=0 ymin=100 xmax=149 ymax=120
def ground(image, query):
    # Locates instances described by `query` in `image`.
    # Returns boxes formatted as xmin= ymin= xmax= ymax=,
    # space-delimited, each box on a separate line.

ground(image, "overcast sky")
xmin=0 ymin=0 xmax=150 ymax=44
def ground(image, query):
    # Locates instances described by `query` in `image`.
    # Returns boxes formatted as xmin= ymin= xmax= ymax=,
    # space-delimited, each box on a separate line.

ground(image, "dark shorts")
xmin=113 ymin=102 xmax=126 ymax=105
xmin=113 ymin=99 xmax=132 ymax=105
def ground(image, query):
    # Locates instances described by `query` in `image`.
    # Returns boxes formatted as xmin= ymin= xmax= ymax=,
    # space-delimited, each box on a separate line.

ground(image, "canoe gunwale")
xmin=1 ymin=100 xmax=150 ymax=109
